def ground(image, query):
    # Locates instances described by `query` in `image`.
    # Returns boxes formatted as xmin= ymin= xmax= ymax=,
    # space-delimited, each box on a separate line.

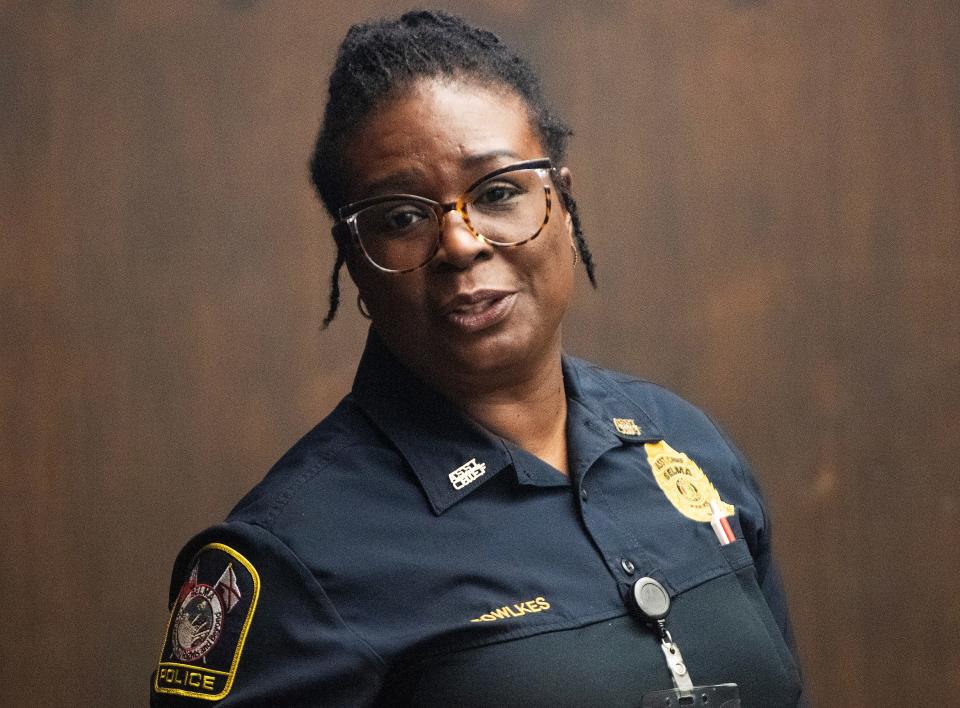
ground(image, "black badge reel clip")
xmin=630 ymin=577 xmax=741 ymax=708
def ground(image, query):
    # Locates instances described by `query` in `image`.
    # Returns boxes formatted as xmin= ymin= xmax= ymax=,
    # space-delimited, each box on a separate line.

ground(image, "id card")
xmin=641 ymin=682 xmax=740 ymax=707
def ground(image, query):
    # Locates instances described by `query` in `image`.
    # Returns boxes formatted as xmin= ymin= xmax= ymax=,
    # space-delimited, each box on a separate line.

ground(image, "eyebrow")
xmin=358 ymin=150 xmax=524 ymax=198
xmin=358 ymin=170 xmax=426 ymax=198
xmin=460 ymin=149 xmax=522 ymax=167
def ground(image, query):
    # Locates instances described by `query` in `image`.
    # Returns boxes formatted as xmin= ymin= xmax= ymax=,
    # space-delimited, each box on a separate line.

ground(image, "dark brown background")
xmin=2 ymin=2 xmax=958 ymax=706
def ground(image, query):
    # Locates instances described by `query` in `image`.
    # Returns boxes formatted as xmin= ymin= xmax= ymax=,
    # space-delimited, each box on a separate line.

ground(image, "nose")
xmin=432 ymin=204 xmax=492 ymax=270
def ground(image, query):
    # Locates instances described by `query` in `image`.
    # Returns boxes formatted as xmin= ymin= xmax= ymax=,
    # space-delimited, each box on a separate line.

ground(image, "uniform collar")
xmin=561 ymin=354 xmax=663 ymax=447
xmin=351 ymin=331 xmax=514 ymax=515
xmin=350 ymin=331 xmax=662 ymax=515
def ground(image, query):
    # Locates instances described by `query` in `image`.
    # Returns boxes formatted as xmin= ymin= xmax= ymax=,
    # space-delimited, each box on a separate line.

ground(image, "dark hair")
xmin=309 ymin=9 xmax=596 ymax=327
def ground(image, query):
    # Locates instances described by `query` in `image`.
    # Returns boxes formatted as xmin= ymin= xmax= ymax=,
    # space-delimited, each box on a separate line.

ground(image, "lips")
xmin=440 ymin=289 xmax=518 ymax=332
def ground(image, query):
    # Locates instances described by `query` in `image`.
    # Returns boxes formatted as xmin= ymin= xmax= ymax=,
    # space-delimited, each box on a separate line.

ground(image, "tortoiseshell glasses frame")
xmin=332 ymin=158 xmax=554 ymax=273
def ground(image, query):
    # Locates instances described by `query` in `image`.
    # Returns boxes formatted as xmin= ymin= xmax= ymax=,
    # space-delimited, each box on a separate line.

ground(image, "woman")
xmin=152 ymin=11 xmax=804 ymax=706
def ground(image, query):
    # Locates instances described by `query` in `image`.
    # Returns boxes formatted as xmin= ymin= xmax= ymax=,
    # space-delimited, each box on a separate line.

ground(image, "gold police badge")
xmin=644 ymin=440 xmax=734 ymax=522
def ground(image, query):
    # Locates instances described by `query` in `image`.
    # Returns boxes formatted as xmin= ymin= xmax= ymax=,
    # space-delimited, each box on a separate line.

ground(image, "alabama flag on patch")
xmin=154 ymin=543 xmax=260 ymax=701
xmin=215 ymin=563 xmax=241 ymax=612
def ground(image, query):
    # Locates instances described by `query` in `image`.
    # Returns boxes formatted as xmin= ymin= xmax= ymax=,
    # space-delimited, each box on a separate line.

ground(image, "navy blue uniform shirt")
xmin=152 ymin=332 xmax=803 ymax=706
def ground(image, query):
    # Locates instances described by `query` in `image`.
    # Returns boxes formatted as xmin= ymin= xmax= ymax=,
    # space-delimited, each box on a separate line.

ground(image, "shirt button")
xmin=621 ymin=558 xmax=636 ymax=575
xmin=580 ymin=488 xmax=588 ymax=502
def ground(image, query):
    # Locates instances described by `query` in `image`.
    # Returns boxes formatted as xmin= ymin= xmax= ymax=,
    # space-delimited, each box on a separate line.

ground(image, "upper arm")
xmin=151 ymin=521 xmax=386 ymax=707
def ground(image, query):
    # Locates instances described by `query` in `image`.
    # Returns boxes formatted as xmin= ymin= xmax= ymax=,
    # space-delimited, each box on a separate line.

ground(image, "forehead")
xmin=342 ymin=78 xmax=544 ymax=199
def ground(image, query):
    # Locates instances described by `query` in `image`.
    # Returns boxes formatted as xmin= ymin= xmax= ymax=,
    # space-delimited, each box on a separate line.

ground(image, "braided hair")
xmin=309 ymin=10 xmax=596 ymax=327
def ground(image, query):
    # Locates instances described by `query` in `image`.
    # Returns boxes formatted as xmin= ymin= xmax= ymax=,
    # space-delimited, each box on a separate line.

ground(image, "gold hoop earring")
xmin=357 ymin=294 xmax=372 ymax=320
xmin=571 ymin=243 xmax=580 ymax=269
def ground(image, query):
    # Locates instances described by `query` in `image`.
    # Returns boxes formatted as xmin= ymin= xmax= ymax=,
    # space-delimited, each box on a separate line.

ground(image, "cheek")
xmin=546 ymin=262 xmax=575 ymax=317
xmin=356 ymin=268 xmax=427 ymax=322
xmin=535 ymin=227 xmax=575 ymax=305
xmin=515 ymin=254 xmax=572 ymax=337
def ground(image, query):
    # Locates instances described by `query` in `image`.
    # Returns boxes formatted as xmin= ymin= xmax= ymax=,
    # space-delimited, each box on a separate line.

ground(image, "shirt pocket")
xmin=718 ymin=537 xmax=754 ymax=571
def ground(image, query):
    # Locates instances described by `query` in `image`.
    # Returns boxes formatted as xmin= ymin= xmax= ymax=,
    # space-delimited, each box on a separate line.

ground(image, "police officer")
xmin=152 ymin=11 xmax=804 ymax=706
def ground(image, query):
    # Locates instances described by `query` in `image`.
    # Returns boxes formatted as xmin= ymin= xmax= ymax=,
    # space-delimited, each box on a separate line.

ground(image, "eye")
xmin=474 ymin=181 xmax=523 ymax=206
xmin=379 ymin=203 xmax=431 ymax=232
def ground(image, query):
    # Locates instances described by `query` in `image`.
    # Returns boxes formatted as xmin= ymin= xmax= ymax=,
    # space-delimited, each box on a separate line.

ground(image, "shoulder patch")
xmin=154 ymin=543 xmax=260 ymax=701
xmin=644 ymin=440 xmax=734 ymax=522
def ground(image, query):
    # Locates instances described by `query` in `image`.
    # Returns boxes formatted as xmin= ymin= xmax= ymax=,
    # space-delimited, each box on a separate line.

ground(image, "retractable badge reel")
xmin=631 ymin=577 xmax=741 ymax=708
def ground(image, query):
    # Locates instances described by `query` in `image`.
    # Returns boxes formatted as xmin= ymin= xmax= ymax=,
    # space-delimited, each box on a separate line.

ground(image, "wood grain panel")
xmin=2 ymin=2 xmax=957 ymax=705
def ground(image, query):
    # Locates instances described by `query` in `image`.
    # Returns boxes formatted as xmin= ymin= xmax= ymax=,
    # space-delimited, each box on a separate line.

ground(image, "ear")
xmin=343 ymin=250 xmax=360 ymax=285
xmin=332 ymin=222 xmax=360 ymax=283
xmin=343 ymin=254 xmax=369 ymax=306
xmin=333 ymin=236 xmax=367 ymax=300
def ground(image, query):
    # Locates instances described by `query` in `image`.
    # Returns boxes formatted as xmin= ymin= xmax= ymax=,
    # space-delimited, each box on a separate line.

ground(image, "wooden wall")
xmin=2 ymin=2 xmax=957 ymax=705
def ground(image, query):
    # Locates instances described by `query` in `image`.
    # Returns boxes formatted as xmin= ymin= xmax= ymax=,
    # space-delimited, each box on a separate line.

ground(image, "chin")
xmin=450 ymin=327 xmax=542 ymax=373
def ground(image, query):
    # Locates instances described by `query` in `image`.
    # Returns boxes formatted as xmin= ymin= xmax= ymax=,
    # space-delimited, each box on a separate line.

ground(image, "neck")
xmin=431 ymin=344 xmax=570 ymax=476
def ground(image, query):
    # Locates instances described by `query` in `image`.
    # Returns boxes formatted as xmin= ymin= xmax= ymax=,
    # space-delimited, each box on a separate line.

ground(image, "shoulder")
xmin=224 ymin=393 xmax=416 ymax=536
xmin=566 ymin=355 xmax=725 ymax=442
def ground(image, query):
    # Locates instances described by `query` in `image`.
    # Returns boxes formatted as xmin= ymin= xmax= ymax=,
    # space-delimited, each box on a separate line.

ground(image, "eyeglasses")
xmin=333 ymin=158 xmax=553 ymax=273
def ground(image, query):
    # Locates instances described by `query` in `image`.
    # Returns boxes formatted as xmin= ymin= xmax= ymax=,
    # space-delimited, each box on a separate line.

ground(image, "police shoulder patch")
xmin=154 ymin=543 xmax=260 ymax=701
xmin=644 ymin=440 xmax=735 ymax=522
